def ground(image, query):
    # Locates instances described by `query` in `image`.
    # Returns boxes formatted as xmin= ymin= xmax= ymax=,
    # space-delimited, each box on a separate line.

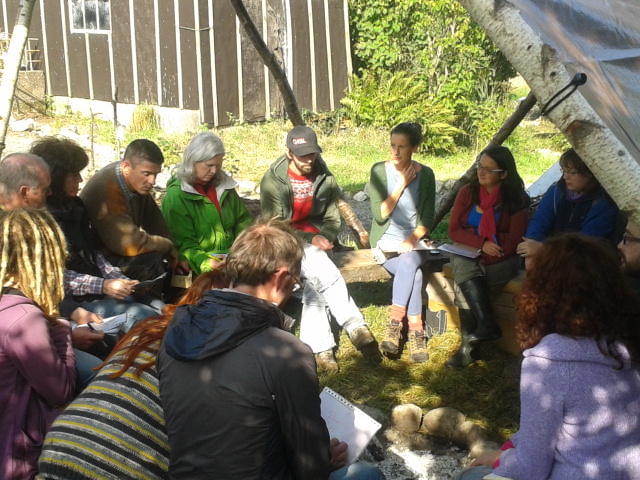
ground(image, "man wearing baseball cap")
xmin=260 ymin=126 xmax=379 ymax=371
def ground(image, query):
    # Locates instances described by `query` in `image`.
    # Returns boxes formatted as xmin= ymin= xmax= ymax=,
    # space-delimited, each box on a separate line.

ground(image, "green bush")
xmin=347 ymin=0 xmax=516 ymax=146
xmin=341 ymin=71 xmax=462 ymax=153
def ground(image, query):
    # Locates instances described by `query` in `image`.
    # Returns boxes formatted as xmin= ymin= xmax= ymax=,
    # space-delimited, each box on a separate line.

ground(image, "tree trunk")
xmin=0 ymin=0 xmax=36 ymax=159
xmin=432 ymin=91 xmax=537 ymax=228
xmin=458 ymin=0 xmax=640 ymax=226
xmin=228 ymin=0 xmax=305 ymax=127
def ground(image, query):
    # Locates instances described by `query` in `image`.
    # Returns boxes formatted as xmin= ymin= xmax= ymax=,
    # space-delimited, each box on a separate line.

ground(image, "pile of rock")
xmin=354 ymin=403 xmax=498 ymax=480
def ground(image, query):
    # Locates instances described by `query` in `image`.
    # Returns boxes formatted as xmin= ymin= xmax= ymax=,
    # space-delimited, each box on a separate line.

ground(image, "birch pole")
xmin=0 ymin=0 xmax=36 ymax=158
xmin=457 ymin=0 xmax=640 ymax=225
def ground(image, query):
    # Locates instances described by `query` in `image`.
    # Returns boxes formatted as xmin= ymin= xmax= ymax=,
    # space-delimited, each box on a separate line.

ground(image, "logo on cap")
xmin=292 ymin=138 xmax=307 ymax=145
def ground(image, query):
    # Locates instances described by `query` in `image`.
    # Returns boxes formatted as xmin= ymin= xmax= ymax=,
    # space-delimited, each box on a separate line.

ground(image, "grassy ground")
xmin=45 ymin=108 xmax=565 ymax=443
xmin=319 ymin=282 xmax=522 ymax=443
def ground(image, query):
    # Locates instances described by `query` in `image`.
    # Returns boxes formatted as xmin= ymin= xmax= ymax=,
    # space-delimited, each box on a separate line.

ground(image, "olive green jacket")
xmin=259 ymin=155 xmax=341 ymax=243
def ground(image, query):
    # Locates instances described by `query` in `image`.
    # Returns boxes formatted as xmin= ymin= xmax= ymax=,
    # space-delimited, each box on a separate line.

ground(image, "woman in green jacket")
xmin=369 ymin=122 xmax=435 ymax=363
xmin=162 ymin=132 xmax=252 ymax=275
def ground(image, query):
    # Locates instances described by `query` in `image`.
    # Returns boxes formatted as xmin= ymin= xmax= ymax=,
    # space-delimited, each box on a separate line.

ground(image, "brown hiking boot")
xmin=349 ymin=325 xmax=376 ymax=350
xmin=380 ymin=320 xmax=402 ymax=355
xmin=315 ymin=349 xmax=339 ymax=372
xmin=408 ymin=330 xmax=429 ymax=363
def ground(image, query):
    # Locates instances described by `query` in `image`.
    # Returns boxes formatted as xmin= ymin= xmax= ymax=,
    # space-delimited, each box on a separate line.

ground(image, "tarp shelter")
xmin=509 ymin=0 xmax=640 ymax=164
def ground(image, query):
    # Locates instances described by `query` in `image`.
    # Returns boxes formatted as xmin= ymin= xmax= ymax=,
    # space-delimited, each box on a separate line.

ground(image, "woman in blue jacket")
xmin=517 ymin=148 xmax=619 ymax=263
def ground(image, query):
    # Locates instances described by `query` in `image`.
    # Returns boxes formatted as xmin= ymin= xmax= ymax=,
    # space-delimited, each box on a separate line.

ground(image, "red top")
xmin=288 ymin=168 xmax=319 ymax=234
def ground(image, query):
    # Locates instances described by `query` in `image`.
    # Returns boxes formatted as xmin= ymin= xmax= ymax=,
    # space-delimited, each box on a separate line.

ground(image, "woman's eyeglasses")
xmin=622 ymin=232 xmax=640 ymax=245
xmin=476 ymin=164 xmax=504 ymax=174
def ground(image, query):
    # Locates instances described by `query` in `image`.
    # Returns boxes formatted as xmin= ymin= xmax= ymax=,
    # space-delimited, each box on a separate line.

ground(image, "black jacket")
xmin=158 ymin=289 xmax=331 ymax=480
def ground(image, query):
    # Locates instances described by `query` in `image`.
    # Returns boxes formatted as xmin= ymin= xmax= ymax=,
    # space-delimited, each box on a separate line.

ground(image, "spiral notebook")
xmin=320 ymin=387 xmax=382 ymax=465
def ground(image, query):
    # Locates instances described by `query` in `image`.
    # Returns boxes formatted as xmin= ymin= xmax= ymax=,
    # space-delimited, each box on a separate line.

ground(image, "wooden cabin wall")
xmin=0 ymin=0 xmax=351 ymax=127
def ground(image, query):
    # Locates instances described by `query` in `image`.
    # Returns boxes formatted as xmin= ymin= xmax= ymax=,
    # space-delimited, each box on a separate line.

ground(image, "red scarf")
xmin=478 ymin=184 xmax=501 ymax=240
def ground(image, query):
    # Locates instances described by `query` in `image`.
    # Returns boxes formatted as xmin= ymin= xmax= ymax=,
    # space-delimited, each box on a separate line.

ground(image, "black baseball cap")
xmin=286 ymin=126 xmax=323 ymax=156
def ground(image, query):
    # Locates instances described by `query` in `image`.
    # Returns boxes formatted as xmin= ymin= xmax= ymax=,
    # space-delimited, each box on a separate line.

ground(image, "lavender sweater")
xmin=494 ymin=334 xmax=640 ymax=480
xmin=0 ymin=294 xmax=76 ymax=480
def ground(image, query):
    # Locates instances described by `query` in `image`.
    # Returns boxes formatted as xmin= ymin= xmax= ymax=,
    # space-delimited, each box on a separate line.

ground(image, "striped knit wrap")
xmin=38 ymin=347 xmax=169 ymax=480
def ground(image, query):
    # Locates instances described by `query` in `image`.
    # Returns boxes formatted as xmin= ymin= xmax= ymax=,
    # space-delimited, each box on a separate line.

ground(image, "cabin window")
xmin=70 ymin=0 xmax=111 ymax=34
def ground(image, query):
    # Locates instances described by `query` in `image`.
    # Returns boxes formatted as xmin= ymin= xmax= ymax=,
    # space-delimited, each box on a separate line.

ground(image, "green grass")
xmin=316 ymin=282 xmax=522 ymax=443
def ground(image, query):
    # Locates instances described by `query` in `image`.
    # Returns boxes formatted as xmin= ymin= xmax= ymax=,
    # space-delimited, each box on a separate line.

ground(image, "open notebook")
xmin=320 ymin=387 xmax=382 ymax=465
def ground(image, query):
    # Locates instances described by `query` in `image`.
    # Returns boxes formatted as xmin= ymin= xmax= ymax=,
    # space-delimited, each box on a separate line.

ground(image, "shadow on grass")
xmin=321 ymin=279 xmax=521 ymax=443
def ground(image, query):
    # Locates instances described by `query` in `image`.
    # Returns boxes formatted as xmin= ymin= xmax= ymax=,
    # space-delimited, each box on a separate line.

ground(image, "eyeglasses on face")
xmin=622 ymin=232 xmax=640 ymax=245
xmin=287 ymin=272 xmax=302 ymax=292
xmin=561 ymin=168 xmax=580 ymax=176
xmin=475 ymin=164 xmax=504 ymax=174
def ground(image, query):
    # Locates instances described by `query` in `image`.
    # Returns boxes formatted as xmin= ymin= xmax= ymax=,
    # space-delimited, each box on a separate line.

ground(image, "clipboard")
xmin=320 ymin=387 xmax=382 ymax=465
xmin=438 ymin=242 xmax=482 ymax=259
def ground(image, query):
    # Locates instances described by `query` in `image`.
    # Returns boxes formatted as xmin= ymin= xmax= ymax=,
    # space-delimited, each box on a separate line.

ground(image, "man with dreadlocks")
xmin=0 ymin=208 xmax=76 ymax=480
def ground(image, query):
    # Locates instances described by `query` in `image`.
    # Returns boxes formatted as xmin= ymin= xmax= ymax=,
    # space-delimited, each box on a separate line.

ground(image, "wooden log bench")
xmin=426 ymin=264 xmax=525 ymax=355
xmin=332 ymin=250 xmax=524 ymax=355
xmin=332 ymin=249 xmax=450 ymax=284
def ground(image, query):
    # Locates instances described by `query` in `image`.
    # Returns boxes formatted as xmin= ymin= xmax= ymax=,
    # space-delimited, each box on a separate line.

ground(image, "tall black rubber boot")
xmin=444 ymin=309 xmax=480 ymax=369
xmin=458 ymin=276 xmax=502 ymax=344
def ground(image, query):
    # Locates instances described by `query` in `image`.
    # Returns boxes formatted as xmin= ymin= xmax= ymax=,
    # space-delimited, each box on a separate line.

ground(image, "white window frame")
xmin=69 ymin=0 xmax=111 ymax=34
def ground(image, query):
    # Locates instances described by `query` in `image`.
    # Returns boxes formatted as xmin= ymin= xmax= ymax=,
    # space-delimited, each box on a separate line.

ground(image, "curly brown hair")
xmin=516 ymin=233 xmax=640 ymax=365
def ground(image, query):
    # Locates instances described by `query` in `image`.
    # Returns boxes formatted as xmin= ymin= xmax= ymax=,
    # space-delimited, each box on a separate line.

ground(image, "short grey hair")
xmin=175 ymin=132 xmax=225 ymax=184
xmin=0 ymin=153 xmax=50 ymax=199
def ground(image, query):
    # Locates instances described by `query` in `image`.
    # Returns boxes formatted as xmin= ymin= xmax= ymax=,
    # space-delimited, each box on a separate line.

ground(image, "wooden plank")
xmin=333 ymin=249 xmax=390 ymax=283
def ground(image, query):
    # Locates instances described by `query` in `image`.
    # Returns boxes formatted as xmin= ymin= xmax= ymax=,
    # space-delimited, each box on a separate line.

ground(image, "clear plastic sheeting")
xmin=508 ymin=0 xmax=640 ymax=163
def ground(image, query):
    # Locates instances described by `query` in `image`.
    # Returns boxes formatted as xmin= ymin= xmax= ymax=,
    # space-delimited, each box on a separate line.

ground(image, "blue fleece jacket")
xmin=526 ymin=180 xmax=619 ymax=242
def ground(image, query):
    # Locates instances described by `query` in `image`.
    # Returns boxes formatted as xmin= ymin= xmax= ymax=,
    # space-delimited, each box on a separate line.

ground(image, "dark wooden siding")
xmin=7 ymin=0 xmax=350 ymax=127
xmin=134 ymin=0 xmax=158 ymax=105
xmin=41 ymin=2 xmax=69 ymax=96
xmin=89 ymin=34 xmax=111 ymax=101
xmin=110 ymin=1 xmax=135 ymax=104
xmin=266 ymin=0 xmax=286 ymax=118
xmin=328 ymin=0 xmax=350 ymax=106
xmin=157 ymin=1 xmax=179 ymax=108
xmin=289 ymin=0 xmax=312 ymax=111
xmin=212 ymin=1 xmax=239 ymax=125
xmin=66 ymin=11 xmax=91 ymax=99
xmin=241 ymin=0 xmax=267 ymax=122
xmin=198 ymin=0 xmax=214 ymax=124
xmin=311 ymin=0 xmax=331 ymax=112
xmin=178 ymin=0 xmax=198 ymax=111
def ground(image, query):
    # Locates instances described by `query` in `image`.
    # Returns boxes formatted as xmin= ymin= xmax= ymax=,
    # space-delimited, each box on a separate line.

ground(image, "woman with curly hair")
xmin=458 ymin=233 xmax=640 ymax=480
xmin=38 ymin=270 xmax=228 ymax=480
xmin=446 ymin=145 xmax=529 ymax=368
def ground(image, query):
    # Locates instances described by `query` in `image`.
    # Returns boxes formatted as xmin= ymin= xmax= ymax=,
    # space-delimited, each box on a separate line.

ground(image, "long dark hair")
xmin=469 ymin=145 xmax=529 ymax=213
xmin=517 ymin=233 xmax=640 ymax=366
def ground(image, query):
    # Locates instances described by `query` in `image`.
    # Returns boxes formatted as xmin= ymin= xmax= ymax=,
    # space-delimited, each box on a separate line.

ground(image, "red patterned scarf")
xmin=478 ymin=184 xmax=501 ymax=240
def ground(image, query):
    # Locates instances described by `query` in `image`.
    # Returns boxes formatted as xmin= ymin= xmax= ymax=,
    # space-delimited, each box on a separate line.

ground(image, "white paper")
xmin=439 ymin=242 xmax=482 ymax=259
xmin=320 ymin=387 xmax=382 ymax=465
xmin=134 ymin=272 xmax=167 ymax=291
xmin=75 ymin=313 xmax=127 ymax=335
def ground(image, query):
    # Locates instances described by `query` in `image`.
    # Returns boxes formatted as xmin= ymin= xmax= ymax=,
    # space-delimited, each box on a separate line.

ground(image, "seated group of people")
xmin=0 ymin=128 xmax=388 ymax=480
xmin=1 ymin=121 xmax=639 ymax=480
